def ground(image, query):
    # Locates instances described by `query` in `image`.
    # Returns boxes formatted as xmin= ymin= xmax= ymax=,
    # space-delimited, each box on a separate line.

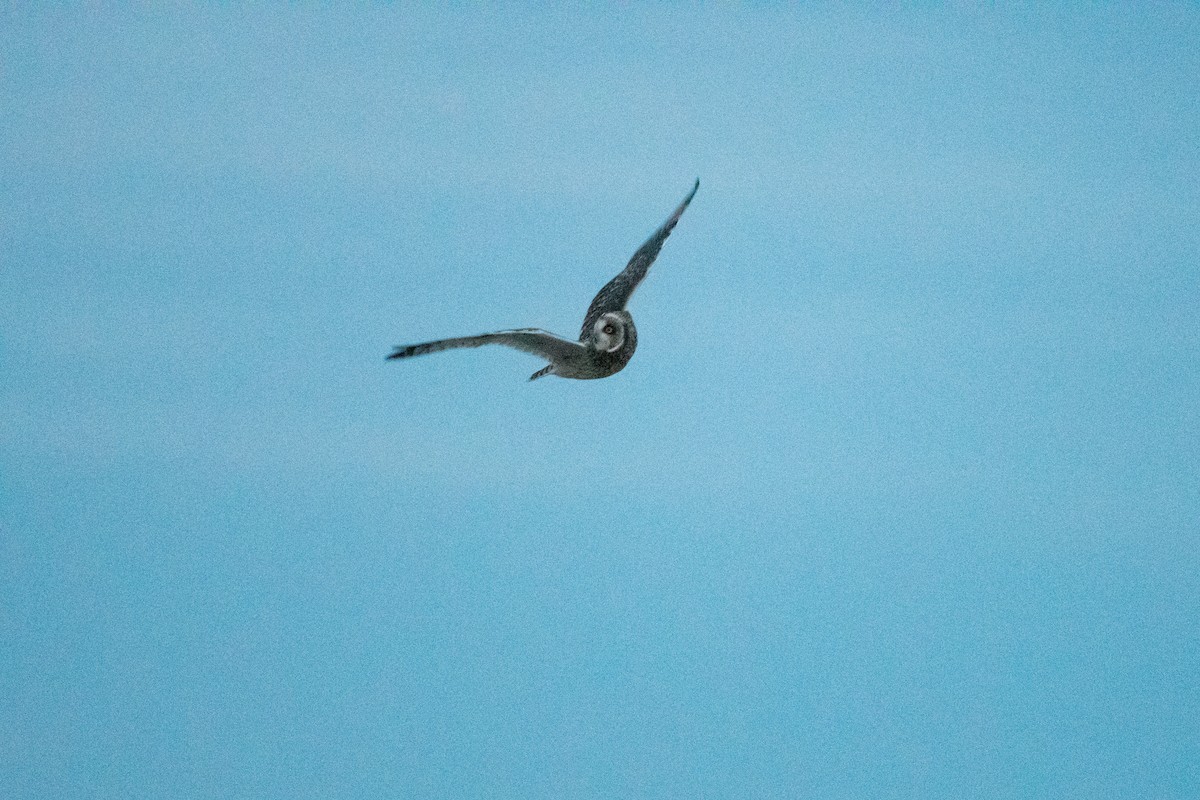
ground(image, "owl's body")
xmin=387 ymin=180 xmax=697 ymax=381
xmin=537 ymin=309 xmax=638 ymax=380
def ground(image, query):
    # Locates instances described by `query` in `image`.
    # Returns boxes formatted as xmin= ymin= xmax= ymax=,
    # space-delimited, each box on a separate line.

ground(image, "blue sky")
xmin=2 ymin=5 xmax=1198 ymax=798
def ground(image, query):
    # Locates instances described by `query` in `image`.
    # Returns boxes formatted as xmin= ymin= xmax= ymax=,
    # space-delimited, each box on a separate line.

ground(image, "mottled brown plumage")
xmin=387 ymin=180 xmax=697 ymax=381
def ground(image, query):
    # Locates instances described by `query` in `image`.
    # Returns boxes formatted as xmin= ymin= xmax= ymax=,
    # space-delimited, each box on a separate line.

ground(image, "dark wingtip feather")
xmin=672 ymin=179 xmax=699 ymax=220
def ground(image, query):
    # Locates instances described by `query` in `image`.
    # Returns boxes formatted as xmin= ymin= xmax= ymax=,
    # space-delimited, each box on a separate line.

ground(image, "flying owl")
xmin=387 ymin=180 xmax=698 ymax=380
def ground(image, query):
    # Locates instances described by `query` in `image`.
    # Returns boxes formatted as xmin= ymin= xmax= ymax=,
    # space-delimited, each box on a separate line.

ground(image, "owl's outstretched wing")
xmin=387 ymin=328 xmax=587 ymax=368
xmin=579 ymin=179 xmax=698 ymax=340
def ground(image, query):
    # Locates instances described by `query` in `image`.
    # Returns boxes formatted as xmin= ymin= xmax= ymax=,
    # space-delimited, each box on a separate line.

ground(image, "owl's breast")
xmin=588 ymin=320 xmax=637 ymax=378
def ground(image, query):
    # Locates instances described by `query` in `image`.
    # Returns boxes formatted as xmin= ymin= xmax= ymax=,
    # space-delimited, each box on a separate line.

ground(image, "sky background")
xmin=2 ymin=5 xmax=1198 ymax=799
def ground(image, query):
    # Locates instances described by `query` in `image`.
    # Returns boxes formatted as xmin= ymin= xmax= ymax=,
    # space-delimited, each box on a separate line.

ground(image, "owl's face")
xmin=590 ymin=311 xmax=628 ymax=353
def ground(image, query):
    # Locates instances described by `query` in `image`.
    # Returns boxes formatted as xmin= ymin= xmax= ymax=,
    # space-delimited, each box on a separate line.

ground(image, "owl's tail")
xmin=529 ymin=364 xmax=554 ymax=381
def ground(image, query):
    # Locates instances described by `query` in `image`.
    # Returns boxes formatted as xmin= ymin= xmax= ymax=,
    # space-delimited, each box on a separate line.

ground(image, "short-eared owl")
xmin=387 ymin=180 xmax=698 ymax=380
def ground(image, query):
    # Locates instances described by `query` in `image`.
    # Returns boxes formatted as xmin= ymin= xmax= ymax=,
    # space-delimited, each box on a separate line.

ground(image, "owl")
xmin=387 ymin=180 xmax=698 ymax=380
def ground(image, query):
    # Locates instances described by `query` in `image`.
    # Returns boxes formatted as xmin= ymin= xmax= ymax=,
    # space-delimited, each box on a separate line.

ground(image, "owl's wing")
xmin=387 ymin=327 xmax=587 ymax=367
xmin=579 ymin=179 xmax=698 ymax=340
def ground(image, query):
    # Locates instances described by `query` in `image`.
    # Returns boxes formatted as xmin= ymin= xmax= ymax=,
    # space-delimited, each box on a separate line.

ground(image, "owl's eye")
xmin=603 ymin=324 xmax=616 ymax=335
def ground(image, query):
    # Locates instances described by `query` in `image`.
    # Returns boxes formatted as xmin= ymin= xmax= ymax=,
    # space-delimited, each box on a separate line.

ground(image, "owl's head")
xmin=590 ymin=311 xmax=631 ymax=353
